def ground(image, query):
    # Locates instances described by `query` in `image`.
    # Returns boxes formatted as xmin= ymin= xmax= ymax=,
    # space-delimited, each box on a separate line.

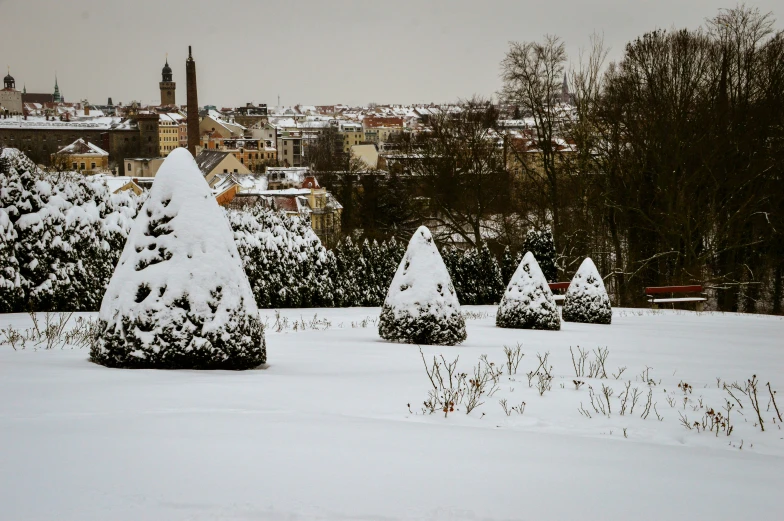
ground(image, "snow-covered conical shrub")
xmin=90 ymin=149 xmax=265 ymax=369
xmin=496 ymin=252 xmax=560 ymax=330
xmin=562 ymin=257 xmax=612 ymax=324
xmin=378 ymin=226 xmax=466 ymax=345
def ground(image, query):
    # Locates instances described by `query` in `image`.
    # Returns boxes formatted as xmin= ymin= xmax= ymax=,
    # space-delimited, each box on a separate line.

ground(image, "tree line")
xmin=309 ymin=5 xmax=784 ymax=314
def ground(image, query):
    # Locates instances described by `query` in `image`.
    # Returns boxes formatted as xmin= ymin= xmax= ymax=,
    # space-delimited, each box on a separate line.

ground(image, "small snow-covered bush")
xmin=563 ymin=257 xmax=612 ymax=324
xmin=91 ymin=149 xmax=265 ymax=370
xmin=379 ymin=226 xmax=466 ymax=345
xmin=496 ymin=252 xmax=561 ymax=330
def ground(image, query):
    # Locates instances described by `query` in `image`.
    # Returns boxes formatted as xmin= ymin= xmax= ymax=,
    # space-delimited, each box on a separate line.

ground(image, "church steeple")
xmin=53 ymin=75 xmax=62 ymax=103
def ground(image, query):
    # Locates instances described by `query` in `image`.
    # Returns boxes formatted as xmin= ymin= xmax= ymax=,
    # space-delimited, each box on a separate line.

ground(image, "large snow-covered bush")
xmin=496 ymin=252 xmax=561 ymax=330
xmin=91 ymin=149 xmax=265 ymax=370
xmin=562 ymin=257 xmax=612 ymax=324
xmin=524 ymin=227 xmax=557 ymax=281
xmin=0 ymin=208 xmax=22 ymax=312
xmin=378 ymin=226 xmax=466 ymax=345
xmin=0 ymin=148 xmax=139 ymax=312
xmin=228 ymin=206 xmax=336 ymax=308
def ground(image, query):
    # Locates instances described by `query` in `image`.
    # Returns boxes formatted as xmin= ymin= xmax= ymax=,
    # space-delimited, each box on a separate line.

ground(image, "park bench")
xmin=548 ymin=282 xmax=570 ymax=304
xmin=645 ymin=285 xmax=706 ymax=311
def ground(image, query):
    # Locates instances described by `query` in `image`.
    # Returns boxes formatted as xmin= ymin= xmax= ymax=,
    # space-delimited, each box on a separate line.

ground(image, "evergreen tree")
xmin=476 ymin=243 xmax=504 ymax=304
xmin=562 ymin=257 xmax=612 ymax=324
xmin=496 ymin=252 xmax=561 ymax=330
xmin=501 ymin=246 xmax=523 ymax=286
xmin=379 ymin=226 xmax=466 ymax=345
xmin=91 ymin=149 xmax=265 ymax=370
xmin=523 ymin=227 xmax=557 ymax=281
xmin=0 ymin=208 xmax=21 ymax=312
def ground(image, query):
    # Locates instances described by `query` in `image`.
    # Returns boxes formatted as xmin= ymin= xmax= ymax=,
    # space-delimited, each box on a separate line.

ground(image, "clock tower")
xmin=159 ymin=56 xmax=176 ymax=106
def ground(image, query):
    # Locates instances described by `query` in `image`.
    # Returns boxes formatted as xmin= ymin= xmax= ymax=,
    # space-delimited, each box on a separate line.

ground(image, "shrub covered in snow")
xmin=91 ymin=149 xmax=265 ymax=370
xmin=496 ymin=252 xmax=561 ymax=330
xmin=562 ymin=257 xmax=612 ymax=324
xmin=228 ymin=206 xmax=336 ymax=308
xmin=0 ymin=148 xmax=139 ymax=312
xmin=0 ymin=208 xmax=22 ymax=312
xmin=524 ymin=227 xmax=557 ymax=282
xmin=379 ymin=226 xmax=466 ymax=345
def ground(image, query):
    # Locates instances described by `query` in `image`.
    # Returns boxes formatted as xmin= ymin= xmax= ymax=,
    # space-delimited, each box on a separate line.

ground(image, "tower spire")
xmin=53 ymin=73 xmax=62 ymax=103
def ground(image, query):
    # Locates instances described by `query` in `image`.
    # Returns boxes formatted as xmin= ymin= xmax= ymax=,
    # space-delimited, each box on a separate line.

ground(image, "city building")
xmin=52 ymin=138 xmax=109 ymax=173
xmin=1 ymin=70 xmax=23 ymax=115
xmin=338 ymin=121 xmax=363 ymax=153
xmin=158 ymin=112 xmax=185 ymax=156
xmin=277 ymin=130 xmax=303 ymax=167
xmin=125 ymin=157 xmax=165 ymax=177
xmin=195 ymin=149 xmax=250 ymax=182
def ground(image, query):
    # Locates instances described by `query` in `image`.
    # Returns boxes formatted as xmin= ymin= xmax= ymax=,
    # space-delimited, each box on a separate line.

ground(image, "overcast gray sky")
xmin=1 ymin=0 xmax=780 ymax=108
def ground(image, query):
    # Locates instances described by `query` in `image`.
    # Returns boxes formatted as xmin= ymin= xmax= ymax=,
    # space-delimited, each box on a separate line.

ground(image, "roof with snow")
xmin=55 ymin=138 xmax=109 ymax=156
xmin=194 ymin=150 xmax=234 ymax=176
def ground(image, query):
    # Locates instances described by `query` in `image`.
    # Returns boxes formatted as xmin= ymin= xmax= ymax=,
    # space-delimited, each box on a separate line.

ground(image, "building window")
xmin=80 ymin=163 xmax=86 ymax=170
xmin=91 ymin=162 xmax=96 ymax=169
xmin=128 ymin=163 xmax=131 ymax=170
xmin=72 ymin=162 xmax=78 ymax=169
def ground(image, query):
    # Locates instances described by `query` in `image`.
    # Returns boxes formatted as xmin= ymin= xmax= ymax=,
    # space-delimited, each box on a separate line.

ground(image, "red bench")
xmin=548 ymin=282 xmax=570 ymax=304
xmin=645 ymin=285 xmax=706 ymax=311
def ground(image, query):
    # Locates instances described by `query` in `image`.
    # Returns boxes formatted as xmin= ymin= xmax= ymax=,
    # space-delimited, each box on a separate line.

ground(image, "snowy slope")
xmin=1 ymin=307 xmax=783 ymax=520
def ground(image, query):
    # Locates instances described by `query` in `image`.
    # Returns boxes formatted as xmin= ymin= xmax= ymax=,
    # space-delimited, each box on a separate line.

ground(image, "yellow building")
xmin=339 ymin=122 xmax=364 ymax=153
xmin=159 ymin=113 xmax=186 ymax=156
xmin=52 ymin=138 xmax=109 ymax=173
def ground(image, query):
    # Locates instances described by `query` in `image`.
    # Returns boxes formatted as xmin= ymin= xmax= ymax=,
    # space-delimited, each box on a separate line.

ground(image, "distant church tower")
xmin=186 ymin=46 xmax=199 ymax=156
xmin=561 ymin=73 xmax=570 ymax=104
xmin=160 ymin=56 xmax=176 ymax=106
xmin=53 ymin=76 xmax=62 ymax=103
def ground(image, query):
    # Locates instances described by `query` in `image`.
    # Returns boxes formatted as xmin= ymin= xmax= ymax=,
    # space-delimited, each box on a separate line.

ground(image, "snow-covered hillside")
xmin=1 ymin=307 xmax=783 ymax=520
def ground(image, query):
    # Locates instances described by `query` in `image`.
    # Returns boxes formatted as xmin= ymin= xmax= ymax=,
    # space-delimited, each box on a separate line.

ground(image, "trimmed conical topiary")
xmin=496 ymin=252 xmax=560 ymax=330
xmin=90 ymin=148 xmax=265 ymax=369
xmin=378 ymin=226 xmax=466 ymax=345
xmin=562 ymin=257 xmax=612 ymax=324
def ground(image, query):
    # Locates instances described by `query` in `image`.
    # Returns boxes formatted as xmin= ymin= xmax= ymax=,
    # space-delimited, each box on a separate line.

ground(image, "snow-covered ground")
xmin=1 ymin=307 xmax=783 ymax=520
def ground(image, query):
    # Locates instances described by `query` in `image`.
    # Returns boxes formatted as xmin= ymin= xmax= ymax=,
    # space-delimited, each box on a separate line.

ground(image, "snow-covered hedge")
xmin=442 ymin=244 xmax=504 ymax=305
xmin=228 ymin=206 xmax=337 ymax=308
xmin=0 ymin=148 xmax=139 ymax=312
xmin=379 ymin=226 xmax=466 ymax=345
xmin=496 ymin=252 xmax=561 ymax=330
xmin=91 ymin=149 xmax=265 ymax=370
xmin=562 ymin=257 xmax=612 ymax=324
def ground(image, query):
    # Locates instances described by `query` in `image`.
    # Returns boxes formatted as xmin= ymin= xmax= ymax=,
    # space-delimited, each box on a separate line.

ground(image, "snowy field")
xmin=1 ymin=307 xmax=783 ymax=521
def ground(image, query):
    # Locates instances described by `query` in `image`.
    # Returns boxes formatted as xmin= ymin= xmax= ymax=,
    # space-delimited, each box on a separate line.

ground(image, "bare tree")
xmin=501 ymin=36 xmax=568 ymax=239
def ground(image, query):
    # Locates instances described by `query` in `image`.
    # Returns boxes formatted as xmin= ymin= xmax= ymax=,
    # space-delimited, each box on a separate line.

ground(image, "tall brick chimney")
xmin=186 ymin=46 xmax=199 ymax=156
